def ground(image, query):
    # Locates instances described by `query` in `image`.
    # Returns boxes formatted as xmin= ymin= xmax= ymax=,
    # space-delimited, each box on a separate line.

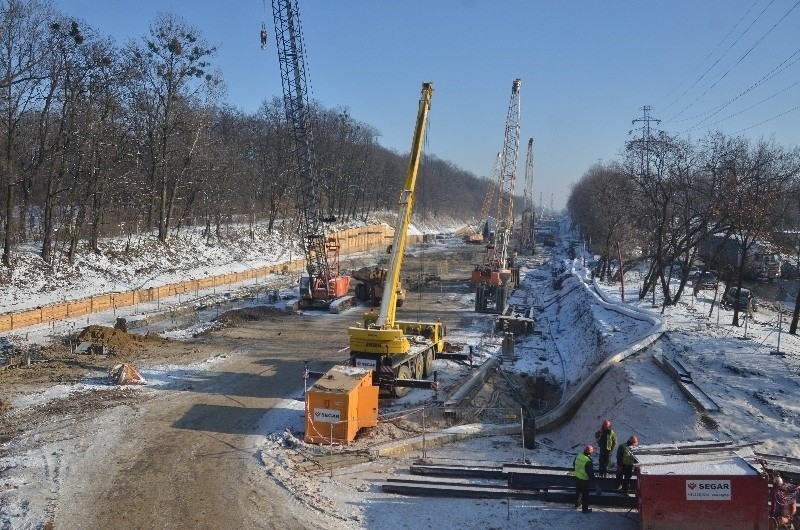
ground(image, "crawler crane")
xmin=474 ymin=79 xmax=522 ymax=314
xmin=347 ymin=83 xmax=444 ymax=398
xmin=464 ymin=153 xmax=501 ymax=245
xmin=271 ymin=0 xmax=351 ymax=310
xmin=520 ymin=138 xmax=536 ymax=254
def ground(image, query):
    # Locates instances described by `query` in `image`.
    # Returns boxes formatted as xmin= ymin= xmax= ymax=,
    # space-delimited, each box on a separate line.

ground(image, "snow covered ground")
xmin=2 ymin=222 xmax=800 ymax=528
xmin=244 ymin=252 xmax=800 ymax=528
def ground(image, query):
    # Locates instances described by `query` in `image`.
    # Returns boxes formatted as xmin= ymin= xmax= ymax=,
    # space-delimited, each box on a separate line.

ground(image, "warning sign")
xmin=685 ymin=480 xmax=731 ymax=501
xmin=313 ymin=408 xmax=341 ymax=423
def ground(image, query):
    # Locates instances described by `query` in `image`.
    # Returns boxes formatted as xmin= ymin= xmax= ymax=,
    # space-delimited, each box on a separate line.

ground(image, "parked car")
xmin=696 ymin=272 xmax=718 ymax=290
xmin=723 ymin=286 xmax=756 ymax=311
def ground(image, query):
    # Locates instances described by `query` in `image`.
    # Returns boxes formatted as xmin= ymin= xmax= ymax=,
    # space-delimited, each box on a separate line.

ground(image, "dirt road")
xmin=0 ymin=241 xmax=484 ymax=529
xmin=52 ymin=311 xmax=353 ymax=529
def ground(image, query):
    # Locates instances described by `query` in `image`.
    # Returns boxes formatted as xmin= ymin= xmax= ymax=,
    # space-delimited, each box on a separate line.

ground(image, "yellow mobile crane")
xmin=347 ymin=82 xmax=445 ymax=398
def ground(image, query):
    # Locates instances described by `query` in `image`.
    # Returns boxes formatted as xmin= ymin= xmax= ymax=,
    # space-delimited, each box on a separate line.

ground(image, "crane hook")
xmin=260 ymin=23 xmax=268 ymax=50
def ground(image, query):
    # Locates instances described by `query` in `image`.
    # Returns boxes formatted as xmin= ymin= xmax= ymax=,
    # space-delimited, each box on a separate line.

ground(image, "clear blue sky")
xmin=55 ymin=0 xmax=800 ymax=212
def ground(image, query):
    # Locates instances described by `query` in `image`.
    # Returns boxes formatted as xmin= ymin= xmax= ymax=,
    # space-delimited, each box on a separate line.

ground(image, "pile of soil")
xmin=76 ymin=325 xmax=166 ymax=353
xmin=215 ymin=306 xmax=293 ymax=325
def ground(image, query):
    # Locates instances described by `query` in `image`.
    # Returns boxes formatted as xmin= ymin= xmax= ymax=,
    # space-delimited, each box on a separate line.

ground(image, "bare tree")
xmin=567 ymin=162 xmax=636 ymax=282
xmin=0 ymin=0 xmax=53 ymax=267
xmin=126 ymin=12 xmax=219 ymax=243
xmin=38 ymin=18 xmax=86 ymax=264
xmin=624 ymin=130 xmax=689 ymax=307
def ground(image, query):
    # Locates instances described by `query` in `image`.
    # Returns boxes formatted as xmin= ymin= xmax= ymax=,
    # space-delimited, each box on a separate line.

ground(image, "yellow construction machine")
xmin=347 ymin=82 xmax=446 ymax=398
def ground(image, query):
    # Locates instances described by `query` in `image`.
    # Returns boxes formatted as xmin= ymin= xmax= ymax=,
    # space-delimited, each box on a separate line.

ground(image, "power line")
xmin=672 ymin=46 xmax=800 ymax=125
xmin=681 ymin=78 xmax=800 ymax=134
xmin=731 ymin=102 xmax=800 ymax=134
xmin=659 ymin=0 xmax=770 ymax=116
xmin=662 ymin=1 xmax=800 ymax=138
xmin=666 ymin=0 xmax=800 ymax=123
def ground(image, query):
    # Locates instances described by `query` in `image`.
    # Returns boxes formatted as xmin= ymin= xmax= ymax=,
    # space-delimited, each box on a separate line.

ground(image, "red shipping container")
xmin=636 ymin=452 xmax=769 ymax=529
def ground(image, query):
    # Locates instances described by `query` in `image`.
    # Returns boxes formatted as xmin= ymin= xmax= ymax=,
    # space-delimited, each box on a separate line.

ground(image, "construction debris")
xmin=108 ymin=363 xmax=146 ymax=385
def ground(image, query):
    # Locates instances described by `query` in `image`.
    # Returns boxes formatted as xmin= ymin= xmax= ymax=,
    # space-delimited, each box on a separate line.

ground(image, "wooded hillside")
xmin=0 ymin=1 xmax=488 ymax=270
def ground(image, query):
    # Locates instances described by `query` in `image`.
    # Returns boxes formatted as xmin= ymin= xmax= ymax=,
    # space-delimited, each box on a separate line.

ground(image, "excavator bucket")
xmin=108 ymin=363 xmax=146 ymax=385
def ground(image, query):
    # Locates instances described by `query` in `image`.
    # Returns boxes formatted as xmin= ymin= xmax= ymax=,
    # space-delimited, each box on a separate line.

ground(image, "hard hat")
xmin=774 ymin=476 xmax=784 ymax=486
xmin=602 ymin=419 xmax=612 ymax=429
xmin=584 ymin=444 xmax=594 ymax=454
xmin=629 ymin=436 xmax=638 ymax=445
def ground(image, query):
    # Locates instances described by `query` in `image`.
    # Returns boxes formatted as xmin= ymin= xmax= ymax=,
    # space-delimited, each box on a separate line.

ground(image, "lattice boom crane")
xmin=473 ymin=79 xmax=522 ymax=314
xmin=520 ymin=137 xmax=535 ymax=253
xmin=495 ymin=78 xmax=522 ymax=272
xmin=271 ymin=0 xmax=350 ymax=309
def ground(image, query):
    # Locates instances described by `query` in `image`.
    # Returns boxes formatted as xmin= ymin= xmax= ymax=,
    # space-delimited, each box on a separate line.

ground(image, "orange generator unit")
xmin=304 ymin=366 xmax=379 ymax=445
xmin=636 ymin=449 xmax=769 ymax=529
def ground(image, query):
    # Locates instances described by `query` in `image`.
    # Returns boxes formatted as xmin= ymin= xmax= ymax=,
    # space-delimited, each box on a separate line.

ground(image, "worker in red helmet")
xmin=771 ymin=474 xmax=800 ymax=527
xmin=614 ymin=435 xmax=639 ymax=495
xmin=573 ymin=444 xmax=596 ymax=514
xmin=594 ymin=419 xmax=617 ymax=478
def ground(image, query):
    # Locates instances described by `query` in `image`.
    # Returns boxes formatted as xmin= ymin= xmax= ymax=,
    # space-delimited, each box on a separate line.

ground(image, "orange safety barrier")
xmin=0 ymin=224 xmax=395 ymax=333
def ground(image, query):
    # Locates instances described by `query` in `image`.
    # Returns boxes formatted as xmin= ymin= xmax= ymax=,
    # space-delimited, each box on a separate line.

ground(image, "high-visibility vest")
xmin=596 ymin=428 xmax=617 ymax=451
xmin=574 ymin=452 xmax=590 ymax=480
xmin=620 ymin=444 xmax=635 ymax=466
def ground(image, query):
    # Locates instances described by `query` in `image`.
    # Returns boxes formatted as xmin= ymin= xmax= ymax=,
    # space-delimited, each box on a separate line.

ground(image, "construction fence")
xmin=306 ymin=405 xmax=538 ymax=451
xmin=0 ymin=224 xmax=396 ymax=334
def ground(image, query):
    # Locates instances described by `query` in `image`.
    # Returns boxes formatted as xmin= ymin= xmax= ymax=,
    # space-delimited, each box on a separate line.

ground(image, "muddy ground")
xmin=1 ymin=241 xmax=546 ymax=528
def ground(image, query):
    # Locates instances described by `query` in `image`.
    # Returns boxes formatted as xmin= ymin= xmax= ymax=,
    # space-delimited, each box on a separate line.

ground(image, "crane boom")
xmin=463 ymin=153 xmax=500 ymax=245
xmin=348 ymin=83 xmax=443 ymax=398
xmin=272 ymin=0 xmax=349 ymax=307
xmin=520 ymin=137 xmax=535 ymax=252
xmin=495 ymin=78 xmax=522 ymax=270
xmin=375 ymin=82 xmax=434 ymax=328
xmin=472 ymin=79 xmax=522 ymax=314
xmin=480 ymin=153 xmax=502 ymax=233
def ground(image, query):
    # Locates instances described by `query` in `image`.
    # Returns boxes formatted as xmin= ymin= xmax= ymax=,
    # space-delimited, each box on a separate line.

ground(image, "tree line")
xmin=567 ymin=128 xmax=800 ymax=330
xmin=0 ymin=0 xmax=487 ymax=270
